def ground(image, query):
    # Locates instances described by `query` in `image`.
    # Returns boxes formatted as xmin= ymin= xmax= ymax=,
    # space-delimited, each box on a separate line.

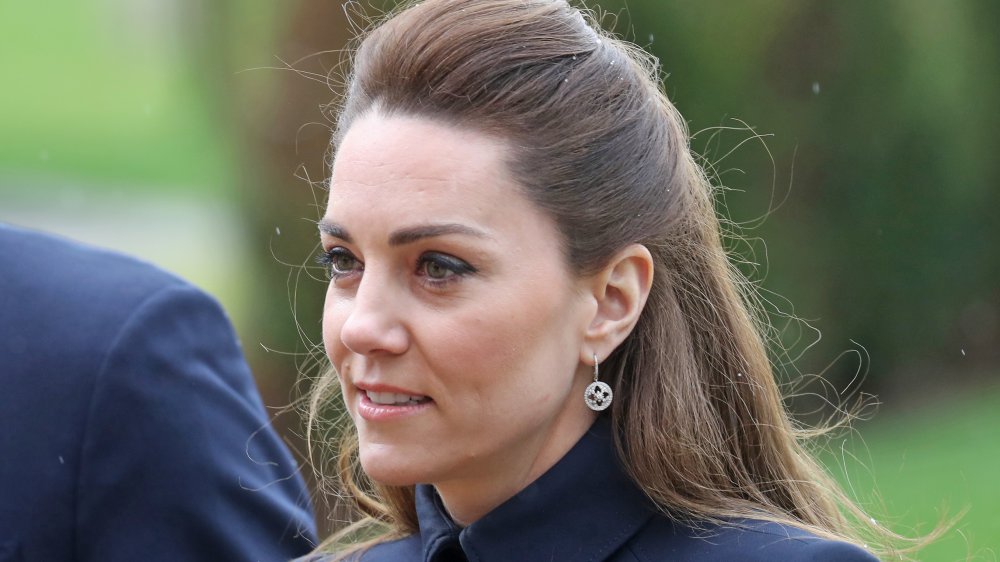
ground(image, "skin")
xmin=319 ymin=112 xmax=653 ymax=525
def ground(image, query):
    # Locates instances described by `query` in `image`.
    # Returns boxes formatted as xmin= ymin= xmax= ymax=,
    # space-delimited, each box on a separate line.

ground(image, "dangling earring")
xmin=584 ymin=353 xmax=612 ymax=411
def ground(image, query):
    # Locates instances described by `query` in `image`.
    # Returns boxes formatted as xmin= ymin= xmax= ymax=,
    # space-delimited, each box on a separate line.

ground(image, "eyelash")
xmin=315 ymin=248 xmax=476 ymax=288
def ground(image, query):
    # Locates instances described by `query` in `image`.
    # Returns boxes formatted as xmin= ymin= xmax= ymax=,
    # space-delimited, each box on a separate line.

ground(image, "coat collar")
xmin=414 ymin=417 xmax=658 ymax=562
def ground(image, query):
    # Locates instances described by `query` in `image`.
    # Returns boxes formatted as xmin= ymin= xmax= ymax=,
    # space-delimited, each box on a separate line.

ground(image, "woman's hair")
xmin=307 ymin=0 xmax=925 ymax=557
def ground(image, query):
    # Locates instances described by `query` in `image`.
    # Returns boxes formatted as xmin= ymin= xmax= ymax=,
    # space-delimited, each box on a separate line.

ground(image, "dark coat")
xmin=315 ymin=417 xmax=877 ymax=562
xmin=0 ymin=224 xmax=317 ymax=561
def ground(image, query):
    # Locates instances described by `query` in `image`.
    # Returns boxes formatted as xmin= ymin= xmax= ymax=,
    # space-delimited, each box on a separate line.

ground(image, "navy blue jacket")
xmin=315 ymin=418 xmax=877 ymax=561
xmin=0 ymin=224 xmax=317 ymax=561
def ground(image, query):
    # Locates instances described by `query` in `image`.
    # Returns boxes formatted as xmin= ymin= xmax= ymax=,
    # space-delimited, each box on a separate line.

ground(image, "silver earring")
xmin=584 ymin=353 xmax=612 ymax=411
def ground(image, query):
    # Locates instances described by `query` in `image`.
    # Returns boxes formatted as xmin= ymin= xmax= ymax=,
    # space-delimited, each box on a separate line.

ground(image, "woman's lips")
xmin=364 ymin=390 xmax=429 ymax=405
xmin=355 ymin=384 xmax=433 ymax=421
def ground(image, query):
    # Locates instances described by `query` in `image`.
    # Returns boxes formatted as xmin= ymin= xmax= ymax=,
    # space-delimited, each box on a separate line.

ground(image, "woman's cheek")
xmin=321 ymin=291 xmax=336 ymax=356
xmin=321 ymin=297 xmax=349 ymax=363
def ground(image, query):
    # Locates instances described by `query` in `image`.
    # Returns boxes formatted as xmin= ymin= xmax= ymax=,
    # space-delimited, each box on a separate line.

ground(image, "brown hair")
xmin=307 ymin=0 xmax=927 ymax=557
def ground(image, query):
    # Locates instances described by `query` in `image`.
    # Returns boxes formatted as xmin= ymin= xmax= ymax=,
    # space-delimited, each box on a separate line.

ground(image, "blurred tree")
xmin=236 ymin=1 xmax=355 ymax=537
xmin=620 ymin=0 xmax=1000 ymax=395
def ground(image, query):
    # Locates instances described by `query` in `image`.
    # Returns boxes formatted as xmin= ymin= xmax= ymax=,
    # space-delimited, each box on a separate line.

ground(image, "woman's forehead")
xmin=325 ymin=114 xmax=526 ymax=225
xmin=331 ymin=113 xmax=510 ymax=187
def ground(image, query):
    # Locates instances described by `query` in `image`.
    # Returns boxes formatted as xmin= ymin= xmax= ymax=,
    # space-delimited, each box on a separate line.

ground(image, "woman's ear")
xmin=581 ymin=244 xmax=654 ymax=362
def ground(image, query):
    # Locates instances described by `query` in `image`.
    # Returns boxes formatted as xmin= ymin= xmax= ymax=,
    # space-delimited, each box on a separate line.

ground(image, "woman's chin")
xmin=359 ymin=448 xmax=431 ymax=487
xmin=367 ymin=473 xmax=420 ymax=487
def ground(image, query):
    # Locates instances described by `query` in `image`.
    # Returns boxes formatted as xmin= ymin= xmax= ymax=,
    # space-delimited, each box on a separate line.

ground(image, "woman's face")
xmin=320 ymin=113 xmax=598 ymax=508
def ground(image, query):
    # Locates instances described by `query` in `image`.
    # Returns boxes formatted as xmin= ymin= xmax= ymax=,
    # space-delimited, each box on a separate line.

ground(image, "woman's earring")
xmin=584 ymin=353 xmax=613 ymax=411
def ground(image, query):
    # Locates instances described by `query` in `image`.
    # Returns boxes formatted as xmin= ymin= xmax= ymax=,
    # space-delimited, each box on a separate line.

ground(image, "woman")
xmin=306 ymin=0 xmax=904 ymax=559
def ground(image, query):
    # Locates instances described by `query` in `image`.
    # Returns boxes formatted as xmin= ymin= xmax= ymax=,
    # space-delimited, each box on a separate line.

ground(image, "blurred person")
xmin=0 ymin=223 xmax=317 ymax=560
xmin=301 ymin=0 xmax=926 ymax=560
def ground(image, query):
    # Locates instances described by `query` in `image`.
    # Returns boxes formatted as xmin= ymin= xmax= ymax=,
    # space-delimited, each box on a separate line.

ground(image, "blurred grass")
xmin=823 ymin=383 xmax=1000 ymax=561
xmin=0 ymin=0 xmax=233 ymax=194
xmin=0 ymin=0 xmax=257 ymax=323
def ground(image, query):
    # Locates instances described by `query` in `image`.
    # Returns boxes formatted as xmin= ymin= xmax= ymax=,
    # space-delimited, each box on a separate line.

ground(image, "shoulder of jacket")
xmin=1 ymin=224 xmax=190 ymax=297
xmin=1 ymin=225 xmax=209 ymax=352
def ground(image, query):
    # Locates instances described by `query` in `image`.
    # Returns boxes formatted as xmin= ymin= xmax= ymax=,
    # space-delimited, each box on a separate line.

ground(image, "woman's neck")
xmin=433 ymin=408 xmax=597 ymax=526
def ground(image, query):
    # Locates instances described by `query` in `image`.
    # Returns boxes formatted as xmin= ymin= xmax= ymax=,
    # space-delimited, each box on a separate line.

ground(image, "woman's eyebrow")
xmin=318 ymin=220 xmax=491 ymax=246
xmin=318 ymin=220 xmax=352 ymax=242
xmin=389 ymin=223 xmax=492 ymax=246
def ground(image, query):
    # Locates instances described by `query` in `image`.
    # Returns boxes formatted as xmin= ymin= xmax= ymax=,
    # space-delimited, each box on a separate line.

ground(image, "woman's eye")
xmin=317 ymin=247 xmax=362 ymax=279
xmin=332 ymin=253 xmax=358 ymax=273
xmin=424 ymin=260 xmax=452 ymax=280
xmin=418 ymin=253 xmax=475 ymax=284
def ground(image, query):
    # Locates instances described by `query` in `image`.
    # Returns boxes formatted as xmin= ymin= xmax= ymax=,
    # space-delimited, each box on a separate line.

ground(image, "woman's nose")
xmin=338 ymin=273 xmax=410 ymax=357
